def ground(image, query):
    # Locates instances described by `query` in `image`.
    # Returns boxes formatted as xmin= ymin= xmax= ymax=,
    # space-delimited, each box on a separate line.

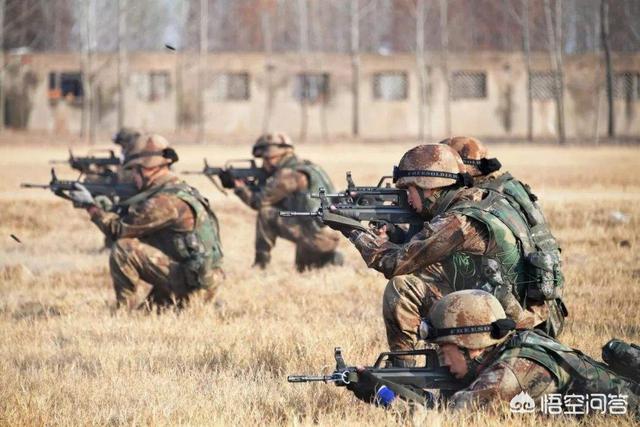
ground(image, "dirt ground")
xmin=0 ymin=138 xmax=639 ymax=426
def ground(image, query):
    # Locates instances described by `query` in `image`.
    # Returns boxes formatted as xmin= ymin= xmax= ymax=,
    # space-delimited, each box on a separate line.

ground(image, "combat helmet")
xmin=252 ymin=132 xmax=294 ymax=158
xmin=440 ymin=136 xmax=501 ymax=177
xmin=123 ymin=133 xmax=178 ymax=169
xmin=421 ymin=290 xmax=516 ymax=350
xmin=112 ymin=127 xmax=141 ymax=149
xmin=393 ymin=144 xmax=469 ymax=190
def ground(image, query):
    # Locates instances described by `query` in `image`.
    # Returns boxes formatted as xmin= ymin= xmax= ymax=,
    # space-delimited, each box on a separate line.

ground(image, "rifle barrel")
xmin=49 ymin=160 xmax=68 ymax=164
xmin=287 ymin=375 xmax=333 ymax=383
xmin=279 ymin=211 xmax=319 ymax=217
xmin=20 ymin=183 xmax=50 ymax=189
xmin=181 ymin=171 xmax=205 ymax=175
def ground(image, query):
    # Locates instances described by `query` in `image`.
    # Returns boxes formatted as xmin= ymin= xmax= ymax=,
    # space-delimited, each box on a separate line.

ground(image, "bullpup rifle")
xmin=21 ymin=168 xmax=137 ymax=208
xmin=50 ymin=149 xmax=121 ymax=179
xmin=288 ymin=347 xmax=465 ymax=406
xmin=182 ymin=158 xmax=268 ymax=194
xmin=279 ymin=185 xmax=423 ymax=231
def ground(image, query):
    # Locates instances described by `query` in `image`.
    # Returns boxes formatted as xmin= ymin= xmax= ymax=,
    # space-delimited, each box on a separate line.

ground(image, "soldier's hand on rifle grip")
xmin=69 ymin=183 xmax=96 ymax=208
xmin=346 ymin=368 xmax=378 ymax=403
xmin=218 ymin=170 xmax=236 ymax=189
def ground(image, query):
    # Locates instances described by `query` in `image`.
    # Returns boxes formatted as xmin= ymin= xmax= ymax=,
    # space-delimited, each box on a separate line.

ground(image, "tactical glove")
xmin=69 ymin=183 xmax=96 ymax=208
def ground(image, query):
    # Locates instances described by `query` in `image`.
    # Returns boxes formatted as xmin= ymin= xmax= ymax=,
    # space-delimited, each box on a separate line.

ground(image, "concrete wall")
xmin=7 ymin=51 xmax=640 ymax=139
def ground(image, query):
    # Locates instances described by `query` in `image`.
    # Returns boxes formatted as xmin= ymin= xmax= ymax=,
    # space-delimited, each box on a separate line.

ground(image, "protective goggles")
xmin=419 ymin=318 xmax=516 ymax=341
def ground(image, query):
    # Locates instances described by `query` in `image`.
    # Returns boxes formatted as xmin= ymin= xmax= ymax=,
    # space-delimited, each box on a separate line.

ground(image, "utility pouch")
xmin=602 ymin=339 xmax=640 ymax=384
xmin=174 ymin=233 xmax=209 ymax=289
xmin=525 ymin=250 xmax=563 ymax=300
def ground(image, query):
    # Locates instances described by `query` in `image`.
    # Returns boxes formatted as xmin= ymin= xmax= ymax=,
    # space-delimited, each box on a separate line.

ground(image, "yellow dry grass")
xmin=0 ymin=140 xmax=639 ymax=426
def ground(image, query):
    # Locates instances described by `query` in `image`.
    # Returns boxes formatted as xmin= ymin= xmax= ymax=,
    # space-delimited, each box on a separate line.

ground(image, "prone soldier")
xmin=326 ymin=144 xmax=566 ymax=366
xmin=70 ymin=134 xmax=224 ymax=309
xmin=232 ymin=132 xmax=343 ymax=271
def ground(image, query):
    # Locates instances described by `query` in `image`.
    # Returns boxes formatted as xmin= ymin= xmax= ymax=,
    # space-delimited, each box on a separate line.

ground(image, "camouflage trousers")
xmin=382 ymin=265 xmax=549 ymax=364
xmin=110 ymin=238 xmax=223 ymax=310
xmin=255 ymin=206 xmax=342 ymax=271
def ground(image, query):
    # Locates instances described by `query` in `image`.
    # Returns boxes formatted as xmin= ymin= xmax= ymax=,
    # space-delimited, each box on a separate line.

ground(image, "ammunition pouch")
xmin=174 ymin=232 xmax=212 ymax=290
xmin=525 ymin=250 xmax=564 ymax=300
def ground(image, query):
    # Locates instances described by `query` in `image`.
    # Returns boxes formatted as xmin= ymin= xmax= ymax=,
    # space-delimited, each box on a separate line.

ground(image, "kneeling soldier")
xmin=328 ymin=144 xmax=565 ymax=366
xmin=71 ymin=134 xmax=224 ymax=309
xmin=233 ymin=132 xmax=343 ymax=271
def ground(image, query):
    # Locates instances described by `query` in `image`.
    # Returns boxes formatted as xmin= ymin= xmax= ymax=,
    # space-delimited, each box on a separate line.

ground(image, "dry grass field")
xmin=0 ymin=138 xmax=639 ymax=426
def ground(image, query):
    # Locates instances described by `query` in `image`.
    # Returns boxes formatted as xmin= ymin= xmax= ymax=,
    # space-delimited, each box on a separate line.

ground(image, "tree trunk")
xmin=198 ymin=0 xmax=208 ymax=144
xmin=0 ymin=0 xmax=5 ymax=131
xmin=601 ymin=0 xmax=614 ymax=137
xmin=439 ymin=0 xmax=451 ymax=137
xmin=80 ymin=0 xmax=93 ymax=143
xmin=117 ymin=0 xmax=127 ymax=130
xmin=544 ymin=0 xmax=566 ymax=144
xmin=261 ymin=9 xmax=274 ymax=133
xmin=416 ymin=0 xmax=428 ymax=142
xmin=350 ymin=0 xmax=360 ymax=137
xmin=522 ymin=0 xmax=533 ymax=141
xmin=298 ymin=0 xmax=309 ymax=142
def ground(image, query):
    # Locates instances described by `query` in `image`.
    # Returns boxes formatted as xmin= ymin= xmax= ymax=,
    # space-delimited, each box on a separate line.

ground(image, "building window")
xmin=613 ymin=72 xmax=639 ymax=100
xmin=211 ymin=72 xmax=250 ymax=101
xmin=451 ymin=71 xmax=487 ymax=100
xmin=294 ymin=73 xmax=329 ymax=103
xmin=530 ymin=72 xmax=556 ymax=100
xmin=48 ymin=72 xmax=83 ymax=102
xmin=373 ymin=72 xmax=408 ymax=101
xmin=132 ymin=71 xmax=171 ymax=102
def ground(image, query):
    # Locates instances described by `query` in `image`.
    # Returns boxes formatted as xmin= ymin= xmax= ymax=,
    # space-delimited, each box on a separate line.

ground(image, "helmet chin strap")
xmin=415 ymin=187 xmax=440 ymax=218
xmin=460 ymin=348 xmax=483 ymax=383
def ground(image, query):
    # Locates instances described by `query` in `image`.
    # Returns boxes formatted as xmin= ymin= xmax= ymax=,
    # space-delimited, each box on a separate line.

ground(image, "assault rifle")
xmin=288 ymin=347 xmax=465 ymax=406
xmin=182 ymin=158 xmax=268 ymax=194
xmin=21 ymin=168 xmax=137 ymax=208
xmin=279 ymin=186 xmax=423 ymax=231
xmin=50 ymin=149 xmax=121 ymax=178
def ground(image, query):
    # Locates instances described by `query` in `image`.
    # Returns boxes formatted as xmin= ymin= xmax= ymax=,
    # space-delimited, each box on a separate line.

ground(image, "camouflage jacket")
xmin=349 ymin=186 xmax=546 ymax=327
xmin=450 ymin=330 xmax=640 ymax=414
xmin=90 ymin=173 xmax=222 ymax=266
xmin=234 ymin=154 xmax=334 ymax=212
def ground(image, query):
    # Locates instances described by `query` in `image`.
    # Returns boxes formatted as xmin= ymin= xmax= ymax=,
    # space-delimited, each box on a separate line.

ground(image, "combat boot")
xmin=253 ymin=251 xmax=271 ymax=269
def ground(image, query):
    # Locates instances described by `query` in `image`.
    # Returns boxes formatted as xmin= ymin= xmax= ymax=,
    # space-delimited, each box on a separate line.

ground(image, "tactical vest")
xmin=277 ymin=155 xmax=335 ymax=213
xmin=123 ymin=180 xmax=223 ymax=289
xmin=497 ymin=330 xmax=640 ymax=411
xmin=447 ymin=185 xmax=564 ymax=297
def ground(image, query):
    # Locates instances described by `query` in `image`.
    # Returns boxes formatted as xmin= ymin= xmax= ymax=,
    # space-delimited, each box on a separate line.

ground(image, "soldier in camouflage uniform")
xmin=349 ymin=290 xmax=639 ymax=414
xmin=71 ymin=134 xmax=224 ymax=309
xmin=328 ymin=144 xmax=565 ymax=366
xmin=442 ymin=136 xmax=568 ymax=335
xmin=233 ymin=132 xmax=343 ymax=271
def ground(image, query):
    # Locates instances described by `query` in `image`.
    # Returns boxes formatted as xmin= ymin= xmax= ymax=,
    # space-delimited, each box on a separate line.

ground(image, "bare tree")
xmin=198 ymin=0 xmax=207 ymax=144
xmin=297 ymin=0 xmax=309 ymax=141
xmin=544 ymin=0 xmax=566 ymax=144
xmin=261 ymin=5 xmax=274 ymax=133
xmin=522 ymin=0 xmax=533 ymax=141
xmin=350 ymin=0 xmax=360 ymax=137
xmin=415 ymin=0 xmax=426 ymax=142
xmin=439 ymin=0 xmax=451 ymax=137
xmin=117 ymin=0 xmax=127 ymax=130
xmin=80 ymin=0 xmax=95 ymax=143
xmin=601 ymin=0 xmax=614 ymax=137
xmin=0 ymin=0 xmax=5 ymax=132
